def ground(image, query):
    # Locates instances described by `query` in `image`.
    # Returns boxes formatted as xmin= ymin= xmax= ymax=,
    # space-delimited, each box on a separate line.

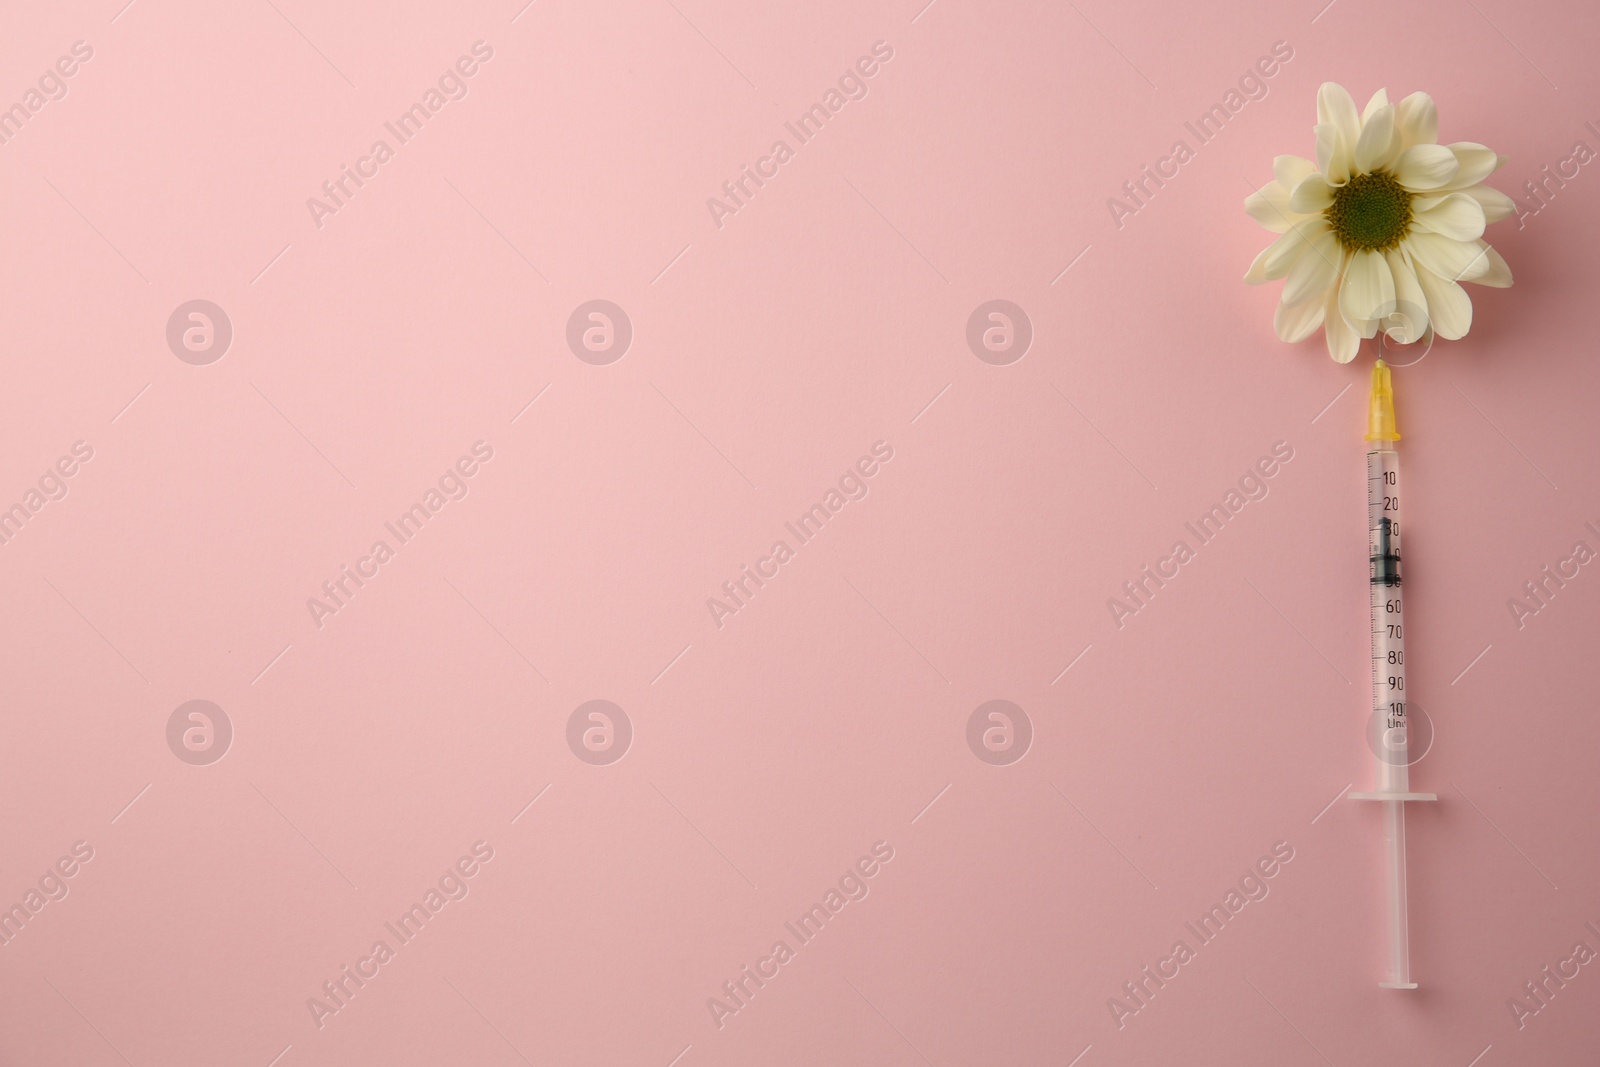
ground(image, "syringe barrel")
xmin=1368 ymin=449 xmax=1408 ymax=794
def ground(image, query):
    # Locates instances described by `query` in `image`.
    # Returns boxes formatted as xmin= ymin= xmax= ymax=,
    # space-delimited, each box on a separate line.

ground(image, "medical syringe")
xmin=1348 ymin=360 xmax=1436 ymax=989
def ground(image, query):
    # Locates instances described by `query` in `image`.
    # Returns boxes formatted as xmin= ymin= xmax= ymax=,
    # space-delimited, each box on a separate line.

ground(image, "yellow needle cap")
xmin=1365 ymin=359 xmax=1400 ymax=443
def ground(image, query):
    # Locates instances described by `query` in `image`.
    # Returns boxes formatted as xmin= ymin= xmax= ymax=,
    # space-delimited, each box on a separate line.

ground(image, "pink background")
xmin=2 ymin=0 xmax=1598 ymax=1064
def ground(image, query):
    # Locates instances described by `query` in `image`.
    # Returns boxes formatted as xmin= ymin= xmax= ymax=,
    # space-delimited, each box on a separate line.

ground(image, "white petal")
xmin=1394 ymin=92 xmax=1438 ymax=148
xmin=1467 ymin=242 xmax=1513 ymax=288
xmin=1274 ymin=155 xmax=1317 ymax=190
xmin=1317 ymin=83 xmax=1361 ymax=155
xmin=1412 ymin=262 xmax=1473 ymax=339
xmin=1413 ymin=192 xmax=1487 ymax=241
xmin=1245 ymin=247 xmax=1271 ymax=284
xmin=1256 ymin=216 xmax=1329 ymax=280
xmin=1289 ymin=174 xmax=1334 ymax=213
xmin=1440 ymin=142 xmax=1500 ymax=190
xmin=1406 ymin=232 xmax=1491 ymax=282
xmin=1245 ymin=221 xmax=1315 ymax=283
xmin=1394 ymin=144 xmax=1459 ymax=190
xmin=1324 ymin=285 xmax=1361 ymax=363
xmin=1315 ymin=123 xmax=1351 ymax=184
xmin=1458 ymin=184 xmax=1517 ymax=224
xmin=1282 ymin=229 xmax=1341 ymax=306
xmin=1383 ymin=248 xmax=1429 ymax=344
xmin=1362 ymin=88 xmax=1390 ymax=121
xmin=1341 ymin=249 xmax=1395 ymax=335
xmin=1245 ymin=181 xmax=1299 ymax=233
xmin=1275 ymin=290 xmax=1327 ymax=343
xmin=1355 ymin=104 xmax=1398 ymax=173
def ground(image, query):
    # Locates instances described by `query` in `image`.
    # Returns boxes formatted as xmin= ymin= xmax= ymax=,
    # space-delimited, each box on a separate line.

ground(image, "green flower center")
xmin=1325 ymin=171 xmax=1413 ymax=253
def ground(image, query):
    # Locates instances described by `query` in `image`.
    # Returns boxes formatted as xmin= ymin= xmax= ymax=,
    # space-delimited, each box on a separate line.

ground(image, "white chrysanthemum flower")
xmin=1244 ymin=82 xmax=1514 ymax=362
